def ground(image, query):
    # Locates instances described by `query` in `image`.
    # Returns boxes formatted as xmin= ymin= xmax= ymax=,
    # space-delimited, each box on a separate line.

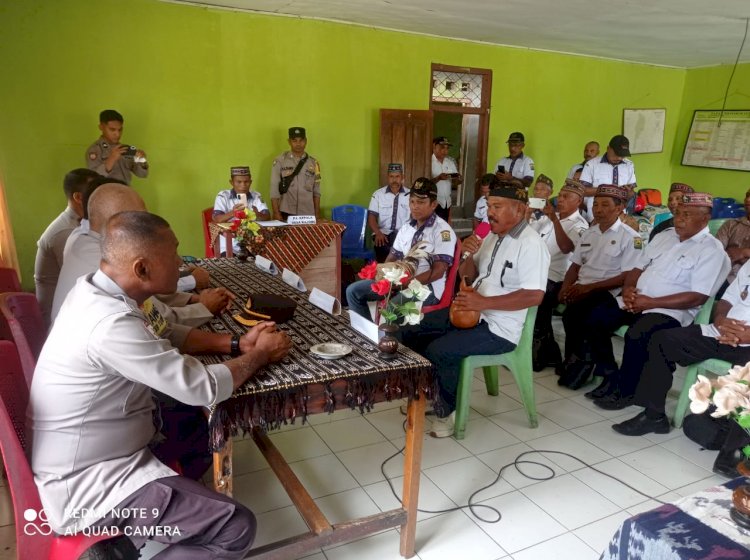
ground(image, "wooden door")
xmin=379 ymin=109 xmax=433 ymax=187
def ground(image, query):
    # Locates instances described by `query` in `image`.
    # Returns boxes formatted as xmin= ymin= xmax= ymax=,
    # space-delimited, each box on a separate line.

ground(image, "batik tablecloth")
xmin=601 ymin=477 xmax=750 ymax=559
xmin=197 ymin=258 xmax=433 ymax=450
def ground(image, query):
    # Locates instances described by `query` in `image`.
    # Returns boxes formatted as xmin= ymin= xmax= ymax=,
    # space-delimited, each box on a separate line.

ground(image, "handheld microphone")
xmin=460 ymin=222 xmax=491 ymax=262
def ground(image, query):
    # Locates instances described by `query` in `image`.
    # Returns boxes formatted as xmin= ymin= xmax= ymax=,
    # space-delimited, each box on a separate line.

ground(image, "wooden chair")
xmin=0 ymin=293 xmax=46 ymax=388
xmin=454 ymin=307 xmax=538 ymax=439
xmin=202 ymin=207 xmax=215 ymax=258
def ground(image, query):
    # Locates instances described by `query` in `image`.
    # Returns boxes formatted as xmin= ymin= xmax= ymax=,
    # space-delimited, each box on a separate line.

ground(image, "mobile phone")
xmin=529 ymin=197 xmax=547 ymax=210
xmin=238 ymin=193 xmax=248 ymax=207
xmin=497 ymin=165 xmax=506 ymax=173
xmin=123 ymin=145 xmax=137 ymax=157
xmin=449 ymin=173 xmax=460 ymax=178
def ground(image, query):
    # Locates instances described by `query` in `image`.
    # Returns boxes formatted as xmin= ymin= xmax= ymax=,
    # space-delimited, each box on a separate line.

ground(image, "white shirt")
xmin=431 ymin=154 xmax=458 ymax=208
xmin=495 ymin=153 xmax=534 ymax=183
xmin=566 ymin=162 xmax=586 ymax=179
xmin=472 ymin=222 xmax=550 ymax=343
xmin=703 ymin=260 xmax=750 ymax=345
xmin=474 ymin=196 xmax=489 ymax=223
xmin=635 ymin=227 xmax=730 ymax=326
xmin=391 ymin=213 xmax=456 ymax=300
xmin=367 ymin=186 xmax=410 ymax=235
xmin=571 ymin=218 xmax=642 ymax=294
xmin=580 ymin=156 xmax=637 ymax=221
xmin=29 ymin=270 xmax=233 ymax=533
xmin=531 ymin=211 xmax=589 ymax=282
xmin=213 ymin=189 xmax=268 ymax=253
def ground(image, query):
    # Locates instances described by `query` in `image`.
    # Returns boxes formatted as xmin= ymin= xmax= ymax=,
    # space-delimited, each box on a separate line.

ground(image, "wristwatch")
xmin=230 ymin=335 xmax=241 ymax=357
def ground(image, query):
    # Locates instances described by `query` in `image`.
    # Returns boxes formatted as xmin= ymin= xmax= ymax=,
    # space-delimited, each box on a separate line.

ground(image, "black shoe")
xmin=532 ymin=336 xmax=546 ymax=372
xmin=612 ymin=412 xmax=670 ymax=436
xmin=713 ymin=447 xmax=745 ymax=479
xmin=559 ymin=361 xmax=595 ymax=390
xmin=78 ymin=536 xmax=140 ymax=560
xmin=585 ymin=377 xmax=614 ymax=400
xmin=594 ymin=394 xmax=634 ymax=411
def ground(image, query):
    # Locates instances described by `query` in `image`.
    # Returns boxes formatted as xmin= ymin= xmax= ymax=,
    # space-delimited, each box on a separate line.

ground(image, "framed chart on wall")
xmin=622 ymin=108 xmax=666 ymax=154
xmin=682 ymin=110 xmax=750 ymax=171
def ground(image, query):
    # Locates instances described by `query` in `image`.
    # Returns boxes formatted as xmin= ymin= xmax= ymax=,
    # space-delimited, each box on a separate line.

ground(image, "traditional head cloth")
xmin=681 ymin=192 xmax=714 ymax=208
xmin=387 ymin=163 xmax=404 ymax=173
xmin=595 ymin=183 xmax=629 ymax=202
xmin=670 ymin=182 xmax=694 ymax=194
xmin=230 ymin=166 xmax=250 ymax=176
xmin=561 ymin=178 xmax=585 ymax=198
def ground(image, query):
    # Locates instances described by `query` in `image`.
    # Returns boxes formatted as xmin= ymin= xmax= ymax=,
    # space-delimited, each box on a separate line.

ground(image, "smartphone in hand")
xmin=497 ymin=165 xmax=506 ymax=174
xmin=238 ymin=193 xmax=248 ymax=207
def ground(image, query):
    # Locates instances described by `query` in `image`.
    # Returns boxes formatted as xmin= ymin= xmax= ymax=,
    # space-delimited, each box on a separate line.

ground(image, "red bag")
xmin=634 ymin=193 xmax=646 ymax=213
xmin=638 ymin=188 xmax=662 ymax=206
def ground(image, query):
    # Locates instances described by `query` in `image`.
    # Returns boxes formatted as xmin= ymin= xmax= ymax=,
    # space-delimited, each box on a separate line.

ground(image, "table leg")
xmin=213 ymin=438 xmax=234 ymax=497
xmin=400 ymin=395 xmax=425 ymax=558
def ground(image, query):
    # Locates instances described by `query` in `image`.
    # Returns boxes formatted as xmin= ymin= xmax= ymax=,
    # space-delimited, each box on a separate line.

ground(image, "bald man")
xmin=29 ymin=211 xmax=292 ymax=557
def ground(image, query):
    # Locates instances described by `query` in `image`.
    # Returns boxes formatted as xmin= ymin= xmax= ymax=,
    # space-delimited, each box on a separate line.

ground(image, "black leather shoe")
xmin=612 ymin=412 xmax=670 ymax=436
xmin=558 ymin=361 xmax=595 ymax=390
xmin=594 ymin=394 xmax=634 ymax=411
xmin=585 ymin=377 xmax=614 ymax=400
xmin=78 ymin=536 xmax=140 ymax=560
xmin=713 ymin=447 xmax=745 ymax=479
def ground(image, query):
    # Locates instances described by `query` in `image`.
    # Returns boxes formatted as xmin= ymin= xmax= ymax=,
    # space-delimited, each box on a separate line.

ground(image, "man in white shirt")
xmin=431 ymin=136 xmax=461 ymax=222
xmin=399 ymin=184 xmax=549 ymax=438
xmin=368 ymin=162 xmax=411 ymax=262
xmin=29 ymin=211 xmax=291 ymax=556
xmin=472 ymin=173 xmax=497 ymax=229
xmin=531 ymin=179 xmax=589 ymax=372
xmin=558 ymin=184 xmax=642 ymax=389
xmin=579 ymin=135 xmax=637 ymax=221
xmin=212 ymin=166 xmax=270 ymax=255
xmin=566 ymin=141 xmax=600 ymax=179
xmin=495 ymin=132 xmax=535 ymax=189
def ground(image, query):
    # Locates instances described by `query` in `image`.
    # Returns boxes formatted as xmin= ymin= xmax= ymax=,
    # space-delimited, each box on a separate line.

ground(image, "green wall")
xmin=0 ymin=0 xmax=688 ymax=287
xmin=671 ymin=62 xmax=750 ymax=197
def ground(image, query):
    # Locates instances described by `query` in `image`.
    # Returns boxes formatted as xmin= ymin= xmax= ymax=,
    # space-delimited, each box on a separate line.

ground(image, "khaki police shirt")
xmin=269 ymin=151 xmax=321 ymax=216
xmin=85 ymin=137 xmax=149 ymax=185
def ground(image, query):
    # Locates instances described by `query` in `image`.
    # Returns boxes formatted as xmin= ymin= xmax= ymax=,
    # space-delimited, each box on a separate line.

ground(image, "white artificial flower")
xmin=711 ymin=383 xmax=750 ymax=418
xmin=728 ymin=363 xmax=750 ymax=384
xmin=688 ymin=375 xmax=713 ymax=414
xmin=404 ymin=280 xmax=431 ymax=302
xmin=401 ymin=312 xmax=424 ymax=326
xmin=382 ymin=266 xmax=408 ymax=285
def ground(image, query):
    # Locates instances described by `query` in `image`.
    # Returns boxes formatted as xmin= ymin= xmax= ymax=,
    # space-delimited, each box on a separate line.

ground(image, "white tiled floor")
xmin=0 ymin=326 xmax=728 ymax=560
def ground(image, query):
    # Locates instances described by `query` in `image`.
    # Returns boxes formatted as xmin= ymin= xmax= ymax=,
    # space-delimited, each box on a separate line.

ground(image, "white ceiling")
xmin=169 ymin=0 xmax=750 ymax=68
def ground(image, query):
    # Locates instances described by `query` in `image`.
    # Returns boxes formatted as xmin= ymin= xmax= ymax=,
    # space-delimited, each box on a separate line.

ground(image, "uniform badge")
xmin=141 ymin=299 xmax=168 ymax=338
xmin=440 ymin=230 xmax=451 ymax=242
xmin=529 ymin=163 xmax=535 ymax=170
xmin=88 ymin=152 xmax=97 ymax=161
xmin=633 ymin=238 xmax=643 ymax=249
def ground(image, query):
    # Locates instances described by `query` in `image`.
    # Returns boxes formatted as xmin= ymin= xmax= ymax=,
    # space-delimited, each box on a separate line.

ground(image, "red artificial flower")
xmin=357 ymin=261 xmax=378 ymax=280
xmin=370 ymin=279 xmax=391 ymax=296
xmin=400 ymin=273 xmax=411 ymax=286
xmin=234 ymin=210 xmax=246 ymax=219
xmin=230 ymin=219 xmax=240 ymax=231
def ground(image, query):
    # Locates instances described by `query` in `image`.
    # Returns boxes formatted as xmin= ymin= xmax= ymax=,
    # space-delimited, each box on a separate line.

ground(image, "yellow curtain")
xmin=0 ymin=177 xmax=20 ymax=279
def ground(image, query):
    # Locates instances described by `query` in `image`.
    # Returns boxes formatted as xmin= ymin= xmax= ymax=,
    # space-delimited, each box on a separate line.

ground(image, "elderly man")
xmin=715 ymin=188 xmax=750 ymax=295
xmin=495 ymin=132 xmax=535 ymax=189
xmin=368 ymin=163 xmax=411 ymax=262
xmin=29 ymin=211 xmax=291 ymax=557
xmin=567 ymin=141 xmax=600 ymax=179
xmin=399 ymin=183 xmax=549 ymax=438
xmin=270 ymin=127 xmax=321 ymax=220
xmin=530 ymin=179 xmax=589 ymax=372
xmin=34 ymin=168 xmax=100 ymax=325
xmin=649 ymin=183 xmax=694 ymax=241
xmin=579 ymin=135 xmax=637 ymax=221
xmin=431 ymin=136 xmax=461 ymax=221
xmin=584 ymin=193 xmax=729 ymax=410
xmin=527 ymin=174 xmax=554 ymax=227
xmin=558 ymin=184 xmax=642 ymax=389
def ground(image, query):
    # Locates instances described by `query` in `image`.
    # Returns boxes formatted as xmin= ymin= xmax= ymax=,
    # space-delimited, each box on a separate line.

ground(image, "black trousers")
xmin=435 ymin=204 xmax=450 ymax=222
xmin=635 ymin=325 xmax=750 ymax=414
xmin=534 ymin=279 xmax=562 ymax=339
xmin=562 ymin=291 xmax=624 ymax=365
xmin=373 ymin=231 xmax=397 ymax=263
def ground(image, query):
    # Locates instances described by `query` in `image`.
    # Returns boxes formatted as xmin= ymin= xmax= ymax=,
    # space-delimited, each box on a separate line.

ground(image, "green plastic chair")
xmin=708 ymin=219 xmax=728 ymax=236
xmin=454 ymin=307 xmax=538 ymax=440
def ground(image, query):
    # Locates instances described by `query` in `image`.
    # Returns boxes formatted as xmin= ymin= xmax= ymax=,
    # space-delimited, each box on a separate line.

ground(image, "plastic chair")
xmin=202 ymin=207 xmax=215 ymax=258
xmin=0 ymin=293 xmax=46 ymax=389
xmin=332 ymin=205 xmax=375 ymax=261
xmin=673 ymin=358 xmax=733 ymax=429
xmin=454 ymin=306 xmax=538 ymax=439
xmin=422 ymin=240 xmax=462 ymax=314
xmin=0 ymin=268 xmax=21 ymax=293
xmin=0 ymin=341 xmax=111 ymax=558
xmin=708 ymin=218 xmax=728 ymax=237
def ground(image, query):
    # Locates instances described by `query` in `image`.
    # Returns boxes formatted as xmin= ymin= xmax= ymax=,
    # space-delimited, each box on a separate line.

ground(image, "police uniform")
xmin=85 ymin=137 xmax=149 ymax=185
xmin=269 ymin=132 xmax=321 ymax=217
xmin=368 ymin=184 xmax=410 ymax=262
xmin=579 ymin=155 xmax=636 ymax=221
xmin=213 ymin=189 xmax=268 ymax=255
xmin=431 ymin=153 xmax=458 ymax=211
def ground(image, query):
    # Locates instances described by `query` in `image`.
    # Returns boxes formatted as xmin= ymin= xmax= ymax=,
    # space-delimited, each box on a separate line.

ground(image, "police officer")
xmin=213 ymin=166 xmax=270 ymax=255
xmin=579 ymin=135 xmax=636 ymax=221
xmin=649 ymin=183 xmax=694 ymax=241
xmin=85 ymin=109 xmax=149 ymax=185
xmin=494 ymin=132 xmax=535 ymax=189
xmin=588 ymin=193 xmax=729 ymax=410
xmin=558 ymin=184 xmax=642 ymax=389
xmin=367 ymin=163 xmax=411 ymax=263
xmin=270 ymin=127 xmax=321 ymax=220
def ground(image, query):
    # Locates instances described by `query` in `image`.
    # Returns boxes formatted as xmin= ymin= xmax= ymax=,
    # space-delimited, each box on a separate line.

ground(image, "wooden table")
xmin=198 ymin=258 xmax=433 ymax=559
xmin=209 ymin=221 xmax=344 ymax=300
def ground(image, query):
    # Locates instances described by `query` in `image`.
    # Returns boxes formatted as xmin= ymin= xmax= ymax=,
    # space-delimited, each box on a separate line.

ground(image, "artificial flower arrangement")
xmin=357 ymin=260 xmax=431 ymax=326
xmin=230 ymin=207 xmax=261 ymax=245
xmin=689 ymin=363 xmax=750 ymax=457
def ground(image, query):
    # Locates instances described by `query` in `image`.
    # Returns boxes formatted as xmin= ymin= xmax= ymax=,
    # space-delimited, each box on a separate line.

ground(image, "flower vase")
xmin=731 ymin=459 xmax=750 ymax=530
xmin=378 ymin=324 xmax=399 ymax=359
xmin=236 ymin=245 xmax=249 ymax=262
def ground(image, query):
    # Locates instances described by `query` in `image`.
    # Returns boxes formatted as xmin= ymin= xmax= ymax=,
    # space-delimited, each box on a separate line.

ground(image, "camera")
xmin=123 ymin=145 xmax=137 ymax=157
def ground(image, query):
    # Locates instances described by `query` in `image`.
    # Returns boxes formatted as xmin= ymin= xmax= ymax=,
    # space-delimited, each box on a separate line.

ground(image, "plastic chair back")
xmin=708 ymin=218 xmax=728 ymax=236
xmin=332 ymin=205 xmax=374 ymax=260
xmin=423 ymin=239 xmax=462 ymax=314
xmin=0 ymin=293 xmax=46 ymax=389
xmin=202 ymin=207 xmax=215 ymax=258
xmin=0 ymin=268 xmax=21 ymax=293
xmin=0 ymin=341 xmax=108 ymax=558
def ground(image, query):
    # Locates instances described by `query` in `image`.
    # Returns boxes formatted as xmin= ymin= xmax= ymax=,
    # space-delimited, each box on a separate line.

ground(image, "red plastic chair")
xmin=202 ymin=207 xmax=215 ymax=258
xmin=0 ymin=267 xmax=21 ymax=293
xmin=0 ymin=293 xmax=46 ymax=389
xmin=0 ymin=340 xmax=110 ymax=558
xmin=422 ymin=239 xmax=462 ymax=314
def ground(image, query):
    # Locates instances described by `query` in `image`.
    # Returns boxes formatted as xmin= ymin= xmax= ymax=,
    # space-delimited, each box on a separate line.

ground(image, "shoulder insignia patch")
xmin=634 ymin=238 xmax=643 ymax=249
xmin=440 ymin=230 xmax=451 ymax=242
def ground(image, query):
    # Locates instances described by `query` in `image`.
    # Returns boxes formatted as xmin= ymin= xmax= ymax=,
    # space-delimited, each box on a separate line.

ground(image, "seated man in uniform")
xmin=715 ymin=188 xmax=750 ymax=296
xmin=585 ymin=193 xmax=729 ymax=410
xmin=212 ymin=165 xmax=270 ymax=255
xmin=399 ymin=183 xmax=549 ymax=437
xmin=367 ymin=163 xmax=411 ymax=263
xmin=347 ymin=178 xmax=456 ymax=320
xmin=85 ymin=109 xmax=149 ymax=185
xmin=472 ymin=173 xmax=497 ymax=230
xmin=557 ymin=184 xmax=642 ymax=389
xmin=649 ymin=182 xmax=694 ymax=241
xmin=530 ymin=179 xmax=589 ymax=372
xmin=527 ymin=174 xmax=554 ymax=226
xmin=29 ymin=211 xmax=292 ymax=558
xmin=34 ymin=168 xmax=100 ymax=325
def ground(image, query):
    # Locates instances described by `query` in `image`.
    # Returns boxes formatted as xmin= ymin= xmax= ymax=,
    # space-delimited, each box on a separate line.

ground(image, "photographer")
xmin=269 ymin=127 xmax=321 ymax=220
xmin=85 ymin=109 xmax=149 ymax=185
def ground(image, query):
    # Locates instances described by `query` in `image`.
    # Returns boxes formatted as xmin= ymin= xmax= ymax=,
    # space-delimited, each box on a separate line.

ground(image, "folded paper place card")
xmin=348 ymin=311 xmax=378 ymax=343
xmin=254 ymin=255 xmax=278 ymax=275
xmin=256 ymin=220 xmax=288 ymax=227
xmin=282 ymin=268 xmax=306 ymax=292
xmin=309 ymin=287 xmax=341 ymax=316
xmin=288 ymin=215 xmax=316 ymax=225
